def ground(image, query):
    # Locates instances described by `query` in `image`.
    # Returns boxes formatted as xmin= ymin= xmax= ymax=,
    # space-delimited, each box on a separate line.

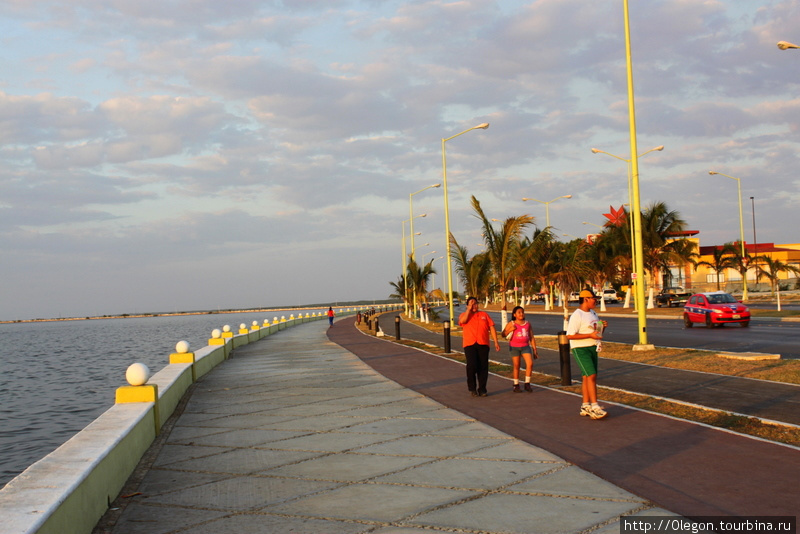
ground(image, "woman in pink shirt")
xmin=501 ymin=306 xmax=539 ymax=393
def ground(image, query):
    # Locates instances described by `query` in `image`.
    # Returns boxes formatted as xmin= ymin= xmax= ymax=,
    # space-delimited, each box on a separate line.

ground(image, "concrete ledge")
xmin=1 ymin=403 xmax=154 ymax=534
xmin=717 ymin=351 xmax=781 ymax=361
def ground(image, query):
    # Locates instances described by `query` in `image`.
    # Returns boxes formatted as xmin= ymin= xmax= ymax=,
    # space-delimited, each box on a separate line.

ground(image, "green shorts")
xmin=572 ymin=346 xmax=598 ymax=377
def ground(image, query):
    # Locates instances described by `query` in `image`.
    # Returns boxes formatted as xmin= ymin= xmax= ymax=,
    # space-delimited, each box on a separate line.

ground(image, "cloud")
xmin=1 ymin=0 xmax=800 ymax=320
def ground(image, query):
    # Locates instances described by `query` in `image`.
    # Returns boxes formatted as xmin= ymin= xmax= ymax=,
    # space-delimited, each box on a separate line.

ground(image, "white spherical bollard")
xmin=211 ymin=328 xmax=222 ymax=339
xmin=223 ymin=325 xmax=231 ymax=332
xmin=175 ymin=340 xmax=190 ymax=353
xmin=239 ymin=323 xmax=246 ymax=329
xmin=126 ymin=363 xmax=151 ymax=386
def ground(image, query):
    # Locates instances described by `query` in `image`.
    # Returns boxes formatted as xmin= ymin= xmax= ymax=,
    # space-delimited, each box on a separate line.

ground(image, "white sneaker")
xmin=579 ymin=405 xmax=593 ymax=417
xmin=589 ymin=405 xmax=608 ymax=420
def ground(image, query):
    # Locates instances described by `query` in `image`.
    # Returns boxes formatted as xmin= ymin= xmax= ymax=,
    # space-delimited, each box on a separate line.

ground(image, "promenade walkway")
xmin=100 ymin=319 xmax=673 ymax=534
xmin=327 ymin=316 xmax=800 ymax=521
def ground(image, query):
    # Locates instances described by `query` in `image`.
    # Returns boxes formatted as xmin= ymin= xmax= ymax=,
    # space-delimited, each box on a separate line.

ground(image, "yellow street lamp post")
xmin=619 ymin=0 xmax=652 ymax=348
xmin=521 ymin=195 xmax=572 ymax=228
xmin=442 ymin=122 xmax=490 ymax=325
xmin=708 ymin=171 xmax=749 ymax=301
xmin=409 ymin=184 xmax=440 ymax=318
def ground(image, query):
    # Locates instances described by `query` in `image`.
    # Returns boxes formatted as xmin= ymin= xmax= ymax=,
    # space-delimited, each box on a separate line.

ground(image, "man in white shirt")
xmin=566 ymin=290 xmax=609 ymax=420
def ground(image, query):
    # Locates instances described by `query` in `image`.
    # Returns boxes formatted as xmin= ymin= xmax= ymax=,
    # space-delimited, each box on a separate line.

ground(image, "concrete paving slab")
xmin=508 ymin=464 xmax=642 ymax=500
xmin=183 ymin=514 xmax=370 ymax=534
xmin=151 ymin=443 xmax=233 ymax=468
xmin=136 ymin=468 xmax=231 ymax=496
xmin=374 ymin=457 xmax=557 ymax=489
xmin=110 ymin=504 xmax=227 ymax=534
xmin=168 ymin=427 xmax=312 ymax=448
xmin=267 ymin=452 xmax=435 ymax=481
xmin=263 ymin=430 xmax=402 ymax=453
xmin=460 ymin=440 xmax=565 ymax=462
xmin=279 ymin=413 xmax=388 ymax=430
xmin=427 ymin=420 xmax=522 ymax=438
xmin=166 ymin=447 xmax=322 ymax=474
xmin=408 ymin=493 xmax=645 ymax=533
xmin=265 ymin=482 xmax=479 ymax=523
xmin=145 ymin=475 xmax=340 ymax=510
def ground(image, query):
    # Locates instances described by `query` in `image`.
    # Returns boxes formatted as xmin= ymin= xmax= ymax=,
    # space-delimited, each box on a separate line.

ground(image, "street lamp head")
xmin=654 ymin=145 xmax=665 ymax=151
xmin=564 ymin=195 xmax=573 ymax=199
xmin=474 ymin=123 xmax=490 ymax=130
xmin=432 ymin=183 xmax=441 ymax=188
xmin=591 ymin=148 xmax=602 ymax=154
xmin=419 ymin=213 xmax=427 ymax=217
xmin=778 ymin=41 xmax=800 ymax=50
xmin=708 ymin=171 xmax=718 ymax=175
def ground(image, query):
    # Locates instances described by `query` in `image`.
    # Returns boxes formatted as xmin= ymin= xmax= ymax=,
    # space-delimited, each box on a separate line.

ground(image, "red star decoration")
xmin=603 ymin=205 xmax=627 ymax=227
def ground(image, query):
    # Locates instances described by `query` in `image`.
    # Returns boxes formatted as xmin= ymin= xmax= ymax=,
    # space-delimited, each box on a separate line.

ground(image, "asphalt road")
xmin=443 ymin=304 xmax=800 ymax=359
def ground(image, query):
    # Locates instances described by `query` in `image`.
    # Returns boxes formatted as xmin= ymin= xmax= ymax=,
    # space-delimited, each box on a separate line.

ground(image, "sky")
xmin=1 ymin=0 xmax=799 ymax=321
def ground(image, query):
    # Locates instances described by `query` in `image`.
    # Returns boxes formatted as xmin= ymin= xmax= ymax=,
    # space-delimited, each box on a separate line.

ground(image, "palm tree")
xmin=405 ymin=259 xmax=436 ymax=313
xmin=449 ymin=237 xmax=491 ymax=302
xmin=753 ymin=255 xmax=800 ymax=294
xmin=515 ymin=228 xmax=558 ymax=306
xmin=388 ymin=276 xmax=406 ymax=302
xmin=720 ymin=242 xmax=753 ymax=292
xmin=639 ymin=202 xmax=695 ymax=289
xmin=550 ymin=238 xmax=594 ymax=308
xmin=695 ymin=246 xmax=736 ymax=290
xmin=470 ymin=196 xmax=534 ymax=314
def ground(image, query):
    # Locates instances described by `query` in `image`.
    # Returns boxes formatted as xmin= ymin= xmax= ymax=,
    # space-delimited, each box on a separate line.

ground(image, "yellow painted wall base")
xmin=115 ymin=384 xmax=158 ymax=404
xmin=169 ymin=352 xmax=196 ymax=364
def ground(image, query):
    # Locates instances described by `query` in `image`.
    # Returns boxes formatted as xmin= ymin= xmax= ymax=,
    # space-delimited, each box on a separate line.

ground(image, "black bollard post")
xmin=443 ymin=321 xmax=451 ymax=353
xmin=374 ymin=316 xmax=380 ymax=333
xmin=558 ymin=330 xmax=572 ymax=386
xmin=395 ymin=316 xmax=401 ymax=340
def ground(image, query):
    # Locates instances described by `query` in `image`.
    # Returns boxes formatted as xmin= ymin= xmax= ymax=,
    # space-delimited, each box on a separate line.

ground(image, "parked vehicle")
xmin=568 ymin=292 xmax=580 ymax=302
xmin=602 ymin=289 xmax=619 ymax=303
xmin=655 ymin=287 xmax=692 ymax=307
xmin=683 ymin=291 xmax=750 ymax=328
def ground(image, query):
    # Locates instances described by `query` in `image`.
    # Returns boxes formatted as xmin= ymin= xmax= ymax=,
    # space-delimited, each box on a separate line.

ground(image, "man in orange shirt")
xmin=458 ymin=296 xmax=500 ymax=397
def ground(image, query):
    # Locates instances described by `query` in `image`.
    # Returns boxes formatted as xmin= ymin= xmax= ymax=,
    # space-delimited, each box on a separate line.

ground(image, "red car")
xmin=683 ymin=291 xmax=750 ymax=328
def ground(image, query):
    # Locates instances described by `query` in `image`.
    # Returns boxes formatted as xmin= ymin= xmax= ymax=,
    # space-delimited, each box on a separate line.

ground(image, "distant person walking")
xmin=458 ymin=296 xmax=500 ymax=397
xmin=327 ymin=307 xmax=335 ymax=328
xmin=566 ymin=290 xmax=608 ymax=419
xmin=501 ymin=306 xmax=538 ymax=393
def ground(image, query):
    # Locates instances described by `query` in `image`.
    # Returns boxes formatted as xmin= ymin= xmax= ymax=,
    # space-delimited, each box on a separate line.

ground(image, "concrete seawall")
xmin=0 ymin=306 xmax=395 ymax=534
